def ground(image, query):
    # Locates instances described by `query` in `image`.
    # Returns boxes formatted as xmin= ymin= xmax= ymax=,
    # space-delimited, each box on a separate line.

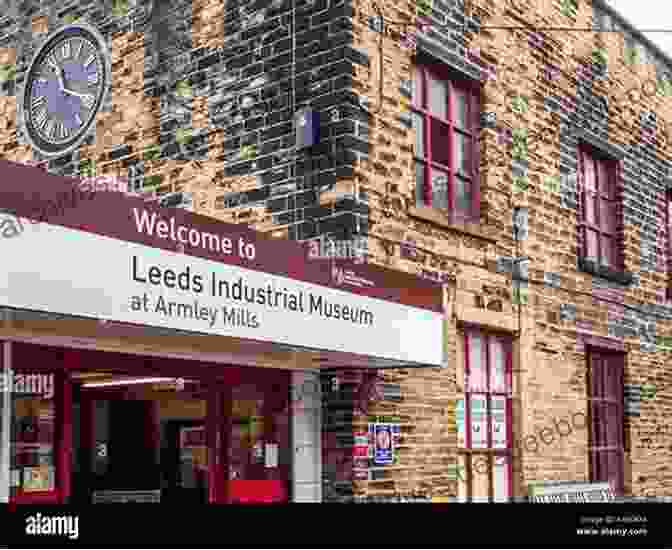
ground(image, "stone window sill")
xmin=578 ymin=257 xmax=634 ymax=286
xmin=408 ymin=206 xmax=496 ymax=243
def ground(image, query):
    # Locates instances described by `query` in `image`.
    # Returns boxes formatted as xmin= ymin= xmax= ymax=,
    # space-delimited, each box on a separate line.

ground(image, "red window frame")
xmin=461 ymin=329 xmax=513 ymax=502
xmin=578 ymin=146 xmax=622 ymax=269
xmin=587 ymin=349 xmax=625 ymax=496
xmin=412 ymin=63 xmax=480 ymax=223
xmin=667 ymin=190 xmax=672 ymax=300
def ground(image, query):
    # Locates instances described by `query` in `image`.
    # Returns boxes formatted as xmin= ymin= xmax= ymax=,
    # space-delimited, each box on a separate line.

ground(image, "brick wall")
xmin=338 ymin=0 xmax=672 ymax=500
xmin=0 ymin=0 xmax=670 ymax=500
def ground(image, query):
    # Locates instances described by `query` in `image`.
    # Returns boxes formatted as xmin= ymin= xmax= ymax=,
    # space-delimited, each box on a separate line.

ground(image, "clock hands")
xmin=49 ymin=62 xmax=94 ymax=110
xmin=49 ymin=63 xmax=66 ymax=92
xmin=62 ymin=87 xmax=95 ymax=110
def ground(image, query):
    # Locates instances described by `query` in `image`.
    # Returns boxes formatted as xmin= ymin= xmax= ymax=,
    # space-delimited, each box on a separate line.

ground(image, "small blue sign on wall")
xmin=374 ymin=423 xmax=394 ymax=465
xmin=295 ymin=108 xmax=320 ymax=149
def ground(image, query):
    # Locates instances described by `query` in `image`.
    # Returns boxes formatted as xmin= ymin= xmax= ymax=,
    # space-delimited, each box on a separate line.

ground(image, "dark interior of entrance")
xmin=7 ymin=343 xmax=293 ymax=504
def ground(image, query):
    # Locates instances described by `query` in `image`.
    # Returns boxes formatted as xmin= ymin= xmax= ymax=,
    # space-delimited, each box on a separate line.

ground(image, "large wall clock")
xmin=20 ymin=22 xmax=110 ymax=158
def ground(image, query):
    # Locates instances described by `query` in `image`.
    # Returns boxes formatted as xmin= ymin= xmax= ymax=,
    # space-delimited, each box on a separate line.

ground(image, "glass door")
xmin=223 ymin=377 xmax=290 ymax=503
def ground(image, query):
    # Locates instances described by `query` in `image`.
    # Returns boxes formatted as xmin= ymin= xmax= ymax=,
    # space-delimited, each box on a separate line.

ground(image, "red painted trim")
xmin=79 ymin=391 xmax=95 ymax=501
xmin=0 ymin=160 xmax=444 ymax=312
xmin=505 ymin=338 xmax=513 ymax=500
xmin=56 ymin=370 xmax=72 ymax=503
xmin=667 ymin=190 xmax=672 ymax=300
xmin=10 ymin=491 xmax=60 ymax=504
xmin=206 ymin=387 xmax=221 ymax=504
xmin=464 ymin=331 xmax=471 ymax=450
xmin=471 ymin=88 xmax=481 ymax=223
xmin=447 ymin=78 xmax=454 ymax=216
xmin=485 ymin=334 xmax=492 ymax=449
xmin=616 ymin=355 xmax=625 ymax=495
xmin=578 ymin=148 xmax=587 ymax=258
xmin=423 ymin=68 xmax=432 ymax=206
xmin=228 ymin=480 xmax=286 ymax=503
xmin=581 ymin=335 xmax=626 ymax=352
xmin=414 ymin=64 xmax=480 ymax=217
xmin=614 ymin=159 xmax=625 ymax=271
xmin=578 ymin=145 xmax=622 ymax=267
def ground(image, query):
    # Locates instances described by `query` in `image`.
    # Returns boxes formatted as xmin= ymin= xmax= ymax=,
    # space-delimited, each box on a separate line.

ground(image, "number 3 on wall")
xmin=96 ymin=442 xmax=107 ymax=458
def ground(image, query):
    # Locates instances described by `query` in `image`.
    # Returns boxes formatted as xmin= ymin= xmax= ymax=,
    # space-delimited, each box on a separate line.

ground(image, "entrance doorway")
xmin=66 ymin=354 xmax=291 ymax=504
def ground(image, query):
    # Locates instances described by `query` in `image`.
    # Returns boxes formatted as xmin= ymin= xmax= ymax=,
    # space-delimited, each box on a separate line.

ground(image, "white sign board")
xmin=0 ymin=221 xmax=443 ymax=365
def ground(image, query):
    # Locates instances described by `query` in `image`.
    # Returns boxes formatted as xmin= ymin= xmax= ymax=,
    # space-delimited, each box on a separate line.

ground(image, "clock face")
xmin=21 ymin=23 xmax=109 ymax=157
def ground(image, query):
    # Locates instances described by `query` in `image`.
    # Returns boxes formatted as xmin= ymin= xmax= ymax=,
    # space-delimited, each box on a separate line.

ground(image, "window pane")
xmin=600 ymin=200 xmax=616 ymax=233
xmin=430 ymin=119 xmax=451 ymax=166
xmin=601 ymin=236 xmax=614 ymax=266
xmin=412 ymin=113 xmax=424 ymax=158
xmin=584 ymin=156 xmax=596 ymax=192
xmin=489 ymin=338 xmax=507 ymax=393
xmin=470 ymin=395 xmax=487 ymax=449
xmin=428 ymin=72 xmax=447 ymax=119
xmin=454 ymin=87 xmax=468 ymax=130
xmin=597 ymin=159 xmax=611 ymax=196
xmin=457 ymin=398 xmax=466 ymax=447
xmin=454 ymin=176 xmax=472 ymax=220
xmin=413 ymin=67 xmax=424 ymax=107
xmin=585 ymin=195 xmax=596 ymax=224
xmin=454 ymin=131 xmax=471 ymax=175
xmin=604 ymin=359 xmax=621 ymax=401
xmin=493 ymin=455 xmax=510 ymax=502
xmin=586 ymin=229 xmax=599 ymax=259
xmin=415 ymin=161 xmax=426 ymax=206
xmin=10 ymin=371 xmax=57 ymax=496
xmin=430 ymin=169 xmax=449 ymax=209
xmin=467 ymin=332 xmax=487 ymax=391
xmin=491 ymin=396 xmax=507 ymax=449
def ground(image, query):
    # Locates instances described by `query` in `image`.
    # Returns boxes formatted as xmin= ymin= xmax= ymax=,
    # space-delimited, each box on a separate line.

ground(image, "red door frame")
xmin=5 ymin=342 xmax=70 ymax=504
xmin=6 ymin=342 xmax=292 ymax=504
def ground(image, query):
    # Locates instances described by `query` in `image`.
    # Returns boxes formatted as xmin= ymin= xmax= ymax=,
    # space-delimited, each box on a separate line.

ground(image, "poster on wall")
xmin=493 ymin=455 xmax=509 ymax=502
xmin=456 ymin=399 xmax=465 ymax=447
xmin=22 ymin=465 xmax=55 ymax=492
xmin=491 ymin=396 xmax=507 ymax=449
xmin=367 ymin=423 xmax=375 ymax=459
xmin=470 ymin=396 xmax=487 ymax=449
xmin=391 ymin=424 xmax=401 ymax=451
xmin=353 ymin=432 xmax=369 ymax=457
xmin=374 ymin=423 xmax=394 ymax=465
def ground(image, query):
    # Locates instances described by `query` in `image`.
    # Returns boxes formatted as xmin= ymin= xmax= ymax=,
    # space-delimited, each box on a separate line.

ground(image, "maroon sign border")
xmin=0 ymin=160 xmax=442 ymax=312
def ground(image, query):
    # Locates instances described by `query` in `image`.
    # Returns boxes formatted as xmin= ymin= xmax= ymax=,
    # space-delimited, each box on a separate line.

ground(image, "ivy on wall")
xmin=560 ymin=0 xmax=578 ymax=18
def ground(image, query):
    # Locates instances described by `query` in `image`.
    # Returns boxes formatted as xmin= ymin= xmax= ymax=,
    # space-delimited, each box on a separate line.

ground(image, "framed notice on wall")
xmin=470 ymin=395 xmax=487 ymax=448
xmin=22 ymin=466 xmax=55 ymax=492
xmin=491 ymin=396 xmax=506 ymax=449
xmin=456 ymin=399 xmax=465 ymax=447
xmin=374 ymin=423 xmax=394 ymax=465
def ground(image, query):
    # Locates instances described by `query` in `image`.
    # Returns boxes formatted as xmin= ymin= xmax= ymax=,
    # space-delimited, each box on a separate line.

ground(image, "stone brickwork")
xmin=339 ymin=0 xmax=672 ymax=501
xmin=0 ymin=0 xmax=670 ymax=501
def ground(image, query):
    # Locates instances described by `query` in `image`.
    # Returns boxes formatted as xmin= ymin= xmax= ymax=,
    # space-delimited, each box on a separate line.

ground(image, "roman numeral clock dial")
xmin=21 ymin=22 xmax=109 ymax=157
